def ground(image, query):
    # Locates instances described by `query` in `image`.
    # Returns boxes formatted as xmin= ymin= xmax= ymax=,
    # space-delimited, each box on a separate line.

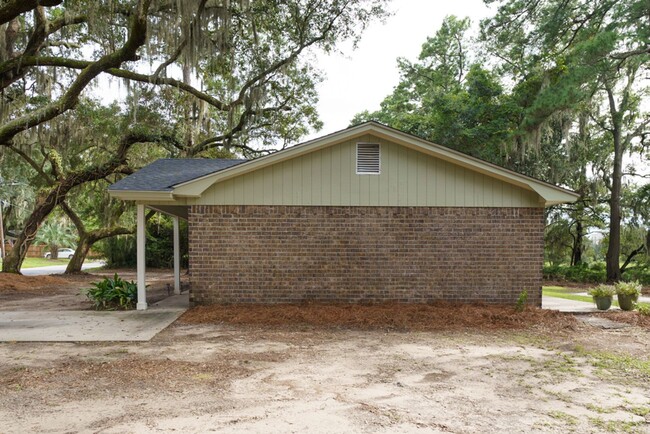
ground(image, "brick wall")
xmin=188 ymin=205 xmax=544 ymax=306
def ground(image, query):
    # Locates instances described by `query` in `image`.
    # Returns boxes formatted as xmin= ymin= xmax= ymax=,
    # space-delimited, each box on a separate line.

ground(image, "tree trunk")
xmin=605 ymin=89 xmax=623 ymax=282
xmin=2 ymin=194 xmax=55 ymax=272
xmin=49 ymin=243 xmax=59 ymax=259
xmin=571 ymin=219 xmax=583 ymax=266
xmin=65 ymin=226 xmax=133 ymax=273
xmin=65 ymin=234 xmax=91 ymax=273
xmin=1 ymin=131 xmax=145 ymax=273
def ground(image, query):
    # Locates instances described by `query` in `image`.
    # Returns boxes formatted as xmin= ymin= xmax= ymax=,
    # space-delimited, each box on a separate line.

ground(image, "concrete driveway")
xmin=0 ymin=292 xmax=188 ymax=342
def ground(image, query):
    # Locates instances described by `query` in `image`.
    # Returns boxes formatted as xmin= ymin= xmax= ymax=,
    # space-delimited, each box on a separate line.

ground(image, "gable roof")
xmin=108 ymin=122 xmax=579 ymax=206
xmin=109 ymin=158 xmax=246 ymax=192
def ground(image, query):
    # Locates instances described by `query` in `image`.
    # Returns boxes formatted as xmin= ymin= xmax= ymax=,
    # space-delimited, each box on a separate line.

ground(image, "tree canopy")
xmin=0 ymin=0 xmax=389 ymax=272
xmin=352 ymin=2 xmax=649 ymax=282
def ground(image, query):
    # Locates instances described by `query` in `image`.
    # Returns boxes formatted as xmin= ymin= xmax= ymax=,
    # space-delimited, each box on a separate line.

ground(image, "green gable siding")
xmin=190 ymin=134 xmax=542 ymax=207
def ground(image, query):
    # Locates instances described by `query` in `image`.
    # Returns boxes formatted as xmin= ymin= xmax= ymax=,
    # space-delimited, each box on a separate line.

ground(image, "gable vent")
xmin=356 ymin=143 xmax=380 ymax=174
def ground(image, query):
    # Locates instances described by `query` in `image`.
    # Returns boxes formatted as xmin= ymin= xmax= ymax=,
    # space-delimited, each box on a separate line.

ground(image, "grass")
xmin=0 ymin=257 xmax=70 ymax=269
xmin=543 ymin=285 xmax=616 ymax=306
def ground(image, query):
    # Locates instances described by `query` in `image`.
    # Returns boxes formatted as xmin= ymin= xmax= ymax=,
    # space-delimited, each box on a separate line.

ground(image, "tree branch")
xmin=620 ymin=244 xmax=646 ymax=274
xmin=0 ymin=0 xmax=62 ymax=26
xmin=0 ymin=0 xmax=151 ymax=145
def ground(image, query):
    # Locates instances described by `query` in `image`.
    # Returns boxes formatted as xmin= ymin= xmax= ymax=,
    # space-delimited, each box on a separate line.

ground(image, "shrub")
xmin=515 ymin=290 xmax=528 ymax=312
xmin=588 ymin=285 xmax=615 ymax=298
xmin=96 ymin=216 xmax=189 ymax=269
xmin=84 ymin=273 xmax=138 ymax=310
xmin=622 ymin=264 xmax=650 ymax=285
xmin=637 ymin=304 xmax=650 ymax=316
xmin=543 ymin=263 xmax=606 ymax=283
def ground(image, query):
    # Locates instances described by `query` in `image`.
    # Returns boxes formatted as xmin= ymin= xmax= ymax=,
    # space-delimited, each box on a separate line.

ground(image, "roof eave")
xmin=107 ymin=190 xmax=176 ymax=202
xmin=167 ymin=121 xmax=578 ymax=206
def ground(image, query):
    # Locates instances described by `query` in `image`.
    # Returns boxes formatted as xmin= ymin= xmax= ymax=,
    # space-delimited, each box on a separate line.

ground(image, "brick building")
xmin=109 ymin=122 xmax=578 ymax=310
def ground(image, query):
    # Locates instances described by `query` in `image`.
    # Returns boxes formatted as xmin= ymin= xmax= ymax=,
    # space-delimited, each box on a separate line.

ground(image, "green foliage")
xmin=545 ymin=262 xmax=650 ymax=285
xmin=515 ymin=290 xmax=528 ymax=312
xmin=623 ymin=262 xmax=650 ymax=285
xmin=97 ymin=235 xmax=136 ymax=268
xmin=543 ymin=263 xmax=606 ymax=283
xmin=637 ymin=304 xmax=650 ymax=316
xmin=97 ymin=215 xmax=189 ymax=269
xmin=588 ymin=285 xmax=615 ymax=298
xmin=35 ymin=219 xmax=76 ymax=258
xmin=351 ymin=16 xmax=518 ymax=167
xmin=84 ymin=274 xmax=137 ymax=310
xmin=615 ymin=281 xmax=641 ymax=297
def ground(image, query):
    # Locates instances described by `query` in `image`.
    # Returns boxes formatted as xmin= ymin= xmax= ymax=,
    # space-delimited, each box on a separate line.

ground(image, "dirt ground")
xmin=1 ymin=274 xmax=650 ymax=433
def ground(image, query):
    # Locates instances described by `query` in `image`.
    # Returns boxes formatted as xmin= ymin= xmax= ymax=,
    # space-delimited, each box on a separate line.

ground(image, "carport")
xmin=136 ymin=204 xmax=186 ymax=310
xmin=108 ymin=159 xmax=246 ymax=310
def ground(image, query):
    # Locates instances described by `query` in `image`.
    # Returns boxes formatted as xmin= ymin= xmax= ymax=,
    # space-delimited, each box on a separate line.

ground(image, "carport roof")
xmin=109 ymin=158 xmax=246 ymax=192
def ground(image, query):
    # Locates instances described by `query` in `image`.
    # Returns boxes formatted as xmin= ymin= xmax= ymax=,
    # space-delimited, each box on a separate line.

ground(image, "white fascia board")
xmin=107 ymin=190 xmax=176 ymax=202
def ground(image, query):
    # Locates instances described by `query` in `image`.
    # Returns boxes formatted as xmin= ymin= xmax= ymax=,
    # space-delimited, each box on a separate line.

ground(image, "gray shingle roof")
xmin=108 ymin=158 xmax=246 ymax=192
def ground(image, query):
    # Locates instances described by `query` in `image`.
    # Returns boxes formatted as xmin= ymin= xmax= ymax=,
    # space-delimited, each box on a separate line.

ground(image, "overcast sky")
xmin=307 ymin=0 xmax=493 ymax=140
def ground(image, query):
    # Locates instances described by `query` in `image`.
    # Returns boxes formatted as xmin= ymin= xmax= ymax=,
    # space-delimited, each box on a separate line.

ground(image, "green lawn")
xmin=0 ymin=257 xmax=70 ymax=269
xmin=543 ymin=285 xmax=613 ymax=306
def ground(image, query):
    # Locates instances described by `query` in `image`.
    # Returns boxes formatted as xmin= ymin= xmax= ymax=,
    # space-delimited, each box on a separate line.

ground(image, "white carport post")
xmin=136 ymin=204 xmax=148 ymax=310
xmin=173 ymin=215 xmax=181 ymax=294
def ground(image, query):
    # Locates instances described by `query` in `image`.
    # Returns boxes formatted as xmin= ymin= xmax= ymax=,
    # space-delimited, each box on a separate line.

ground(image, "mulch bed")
xmin=0 ymin=273 xmax=84 ymax=293
xmin=180 ymin=303 xmax=577 ymax=331
xmin=601 ymin=311 xmax=650 ymax=328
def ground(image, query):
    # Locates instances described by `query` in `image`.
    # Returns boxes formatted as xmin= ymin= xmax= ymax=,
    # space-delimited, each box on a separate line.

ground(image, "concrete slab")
xmin=578 ymin=316 xmax=630 ymax=330
xmin=542 ymin=295 xmax=619 ymax=313
xmin=0 ymin=293 xmax=188 ymax=342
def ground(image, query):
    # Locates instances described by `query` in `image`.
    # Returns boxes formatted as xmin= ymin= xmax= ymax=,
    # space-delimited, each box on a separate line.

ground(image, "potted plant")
xmin=588 ymin=285 xmax=615 ymax=311
xmin=615 ymin=281 xmax=641 ymax=311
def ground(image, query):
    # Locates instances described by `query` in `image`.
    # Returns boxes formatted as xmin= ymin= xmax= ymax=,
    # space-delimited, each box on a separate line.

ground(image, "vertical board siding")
xmin=194 ymin=135 xmax=542 ymax=207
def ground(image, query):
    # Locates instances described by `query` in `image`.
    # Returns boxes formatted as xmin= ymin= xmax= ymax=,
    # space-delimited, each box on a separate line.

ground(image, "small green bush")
xmin=615 ymin=280 xmax=642 ymax=297
xmin=515 ymin=290 xmax=528 ymax=312
xmin=588 ymin=285 xmax=615 ymax=298
xmin=637 ymin=304 xmax=650 ymax=316
xmin=84 ymin=273 xmax=138 ymax=310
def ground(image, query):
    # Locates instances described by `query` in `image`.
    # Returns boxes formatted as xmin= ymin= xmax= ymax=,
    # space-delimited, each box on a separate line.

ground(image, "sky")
xmin=307 ymin=0 xmax=493 ymax=140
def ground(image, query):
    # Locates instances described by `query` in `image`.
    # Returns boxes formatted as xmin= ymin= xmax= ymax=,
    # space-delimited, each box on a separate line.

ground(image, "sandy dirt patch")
xmin=1 ymin=317 xmax=650 ymax=433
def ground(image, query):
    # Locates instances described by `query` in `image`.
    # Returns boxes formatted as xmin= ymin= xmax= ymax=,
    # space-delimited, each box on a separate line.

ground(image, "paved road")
xmin=21 ymin=261 xmax=105 ymax=276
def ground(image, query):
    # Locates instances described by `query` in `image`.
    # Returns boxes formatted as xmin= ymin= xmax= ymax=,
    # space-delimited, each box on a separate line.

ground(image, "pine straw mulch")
xmin=0 ymin=273 xmax=85 ymax=293
xmin=600 ymin=311 xmax=650 ymax=328
xmin=179 ymin=303 xmax=578 ymax=332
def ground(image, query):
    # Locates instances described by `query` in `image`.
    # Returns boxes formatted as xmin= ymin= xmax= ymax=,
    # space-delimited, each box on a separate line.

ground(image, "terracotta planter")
xmin=617 ymin=294 xmax=638 ymax=311
xmin=593 ymin=296 xmax=612 ymax=311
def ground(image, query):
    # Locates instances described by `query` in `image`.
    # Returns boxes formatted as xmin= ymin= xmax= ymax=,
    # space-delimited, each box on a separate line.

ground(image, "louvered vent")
xmin=356 ymin=143 xmax=380 ymax=174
